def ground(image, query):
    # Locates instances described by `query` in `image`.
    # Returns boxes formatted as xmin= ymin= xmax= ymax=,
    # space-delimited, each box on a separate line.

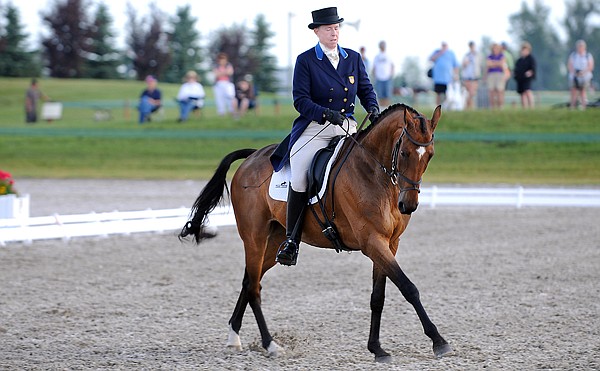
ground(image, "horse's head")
xmin=395 ymin=105 xmax=441 ymax=214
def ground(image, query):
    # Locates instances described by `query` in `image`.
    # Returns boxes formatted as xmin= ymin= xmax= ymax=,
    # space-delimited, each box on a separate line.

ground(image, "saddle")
xmin=307 ymin=135 xmax=343 ymax=198
xmin=307 ymin=135 xmax=350 ymax=253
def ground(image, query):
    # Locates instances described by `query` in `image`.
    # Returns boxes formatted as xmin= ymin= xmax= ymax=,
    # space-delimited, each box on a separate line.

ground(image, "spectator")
xmin=567 ymin=39 xmax=595 ymax=110
xmin=429 ymin=41 xmax=459 ymax=106
xmin=213 ymin=52 xmax=235 ymax=116
xmin=24 ymin=78 xmax=48 ymax=123
xmin=176 ymin=70 xmax=205 ymax=122
xmin=138 ymin=75 xmax=162 ymax=123
xmin=485 ymin=43 xmax=508 ymax=109
xmin=235 ymin=74 xmax=256 ymax=118
xmin=501 ymin=41 xmax=514 ymax=80
xmin=360 ymin=46 xmax=370 ymax=74
xmin=372 ymin=40 xmax=394 ymax=107
xmin=514 ymin=41 xmax=536 ymax=109
xmin=461 ymin=41 xmax=481 ymax=110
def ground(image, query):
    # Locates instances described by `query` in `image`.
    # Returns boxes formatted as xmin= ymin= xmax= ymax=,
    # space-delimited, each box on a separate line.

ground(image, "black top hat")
xmin=308 ymin=7 xmax=344 ymax=29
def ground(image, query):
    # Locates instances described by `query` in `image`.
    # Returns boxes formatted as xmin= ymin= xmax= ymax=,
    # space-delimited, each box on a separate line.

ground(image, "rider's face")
xmin=314 ymin=24 xmax=340 ymax=50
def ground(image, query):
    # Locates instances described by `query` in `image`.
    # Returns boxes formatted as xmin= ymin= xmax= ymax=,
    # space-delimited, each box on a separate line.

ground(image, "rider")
xmin=270 ymin=7 xmax=380 ymax=266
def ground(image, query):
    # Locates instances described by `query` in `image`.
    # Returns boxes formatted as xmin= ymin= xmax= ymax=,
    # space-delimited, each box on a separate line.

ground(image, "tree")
xmin=563 ymin=0 xmax=599 ymax=45
xmin=163 ymin=5 xmax=203 ymax=83
xmin=509 ymin=0 xmax=564 ymax=89
xmin=125 ymin=3 xmax=171 ymax=80
xmin=0 ymin=3 xmax=40 ymax=77
xmin=41 ymin=0 xmax=93 ymax=78
xmin=84 ymin=2 xmax=120 ymax=79
xmin=249 ymin=14 xmax=278 ymax=93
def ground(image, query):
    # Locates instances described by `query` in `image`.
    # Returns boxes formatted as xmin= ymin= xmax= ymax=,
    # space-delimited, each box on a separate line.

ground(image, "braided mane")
xmin=357 ymin=103 xmax=419 ymax=139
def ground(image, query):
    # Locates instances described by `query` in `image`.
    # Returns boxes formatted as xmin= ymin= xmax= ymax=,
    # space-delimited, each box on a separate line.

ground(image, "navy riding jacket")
xmin=270 ymin=43 xmax=378 ymax=171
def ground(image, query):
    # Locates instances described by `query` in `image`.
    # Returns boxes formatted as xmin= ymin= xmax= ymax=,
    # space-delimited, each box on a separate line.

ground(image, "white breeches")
xmin=289 ymin=118 xmax=357 ymax=192
xmin=214 ymin=81 xmax=234 ymax=115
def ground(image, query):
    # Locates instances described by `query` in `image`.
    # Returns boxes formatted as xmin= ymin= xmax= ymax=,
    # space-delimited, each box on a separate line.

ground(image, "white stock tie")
xmin=326 ymin=50 xmax=339 ymax=69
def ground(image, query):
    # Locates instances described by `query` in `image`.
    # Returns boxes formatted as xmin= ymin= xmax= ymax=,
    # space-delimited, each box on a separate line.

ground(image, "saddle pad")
xmin=269 ymin=137 xmax=347 ymax=204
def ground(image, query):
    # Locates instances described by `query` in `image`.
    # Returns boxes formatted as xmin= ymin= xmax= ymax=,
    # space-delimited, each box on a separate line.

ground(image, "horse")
xmin=179 ymin=103 xmax=452 ymax=362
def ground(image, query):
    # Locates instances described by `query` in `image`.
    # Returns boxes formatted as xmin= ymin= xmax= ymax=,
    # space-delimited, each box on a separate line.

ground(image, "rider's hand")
xmin=323 ymin=108 xmax=345 ymax=126
xmin=368 ymin=106 xmax=380 ymax=123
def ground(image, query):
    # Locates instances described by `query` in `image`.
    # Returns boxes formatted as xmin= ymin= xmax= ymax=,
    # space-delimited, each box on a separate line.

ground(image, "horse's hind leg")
xmin=226 ymin=270 xmax=251 ymax=351
xmin=246 ymin=224 xmax=285 ymax=356
xmin=228 ymin=223 xmax=284 ymax=356
xmin=367 ymin=265 xmax=392 ymax=362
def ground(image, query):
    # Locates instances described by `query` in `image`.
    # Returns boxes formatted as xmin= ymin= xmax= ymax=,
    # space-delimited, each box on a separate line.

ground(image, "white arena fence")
xmin=1 ymin=186 xmax=599 ymax=245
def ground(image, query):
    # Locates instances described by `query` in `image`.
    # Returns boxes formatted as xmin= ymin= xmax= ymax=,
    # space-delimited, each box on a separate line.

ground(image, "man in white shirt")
xmin=371 ymin=40 xmax=395 ymax=107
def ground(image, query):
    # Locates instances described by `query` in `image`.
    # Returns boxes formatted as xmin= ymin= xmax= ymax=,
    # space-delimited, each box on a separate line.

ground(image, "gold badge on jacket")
xmin=348 ymin=75 xmax=355 ymax=84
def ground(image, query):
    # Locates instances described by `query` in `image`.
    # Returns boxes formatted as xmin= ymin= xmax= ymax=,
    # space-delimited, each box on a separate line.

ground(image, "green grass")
xmin=1 ymin=77 xmax=599 ymax=185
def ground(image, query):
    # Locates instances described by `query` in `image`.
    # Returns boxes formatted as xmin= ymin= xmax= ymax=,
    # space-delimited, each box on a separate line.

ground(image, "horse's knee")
xmin=400 ymin=282 xmax=420 ymax=304
xmin=370 ymin=296 xmax=385 ymax=313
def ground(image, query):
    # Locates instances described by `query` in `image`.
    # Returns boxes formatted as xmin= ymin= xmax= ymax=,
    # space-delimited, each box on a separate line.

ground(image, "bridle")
xmin=386 ymin=125 xmax=434 ymax=193
xmin=334 ymin=111 xmax=434 ymax=196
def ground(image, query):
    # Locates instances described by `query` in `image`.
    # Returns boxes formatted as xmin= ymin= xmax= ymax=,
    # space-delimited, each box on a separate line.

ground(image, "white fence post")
xmin=516 ymin=186 xmax=524 ymax=208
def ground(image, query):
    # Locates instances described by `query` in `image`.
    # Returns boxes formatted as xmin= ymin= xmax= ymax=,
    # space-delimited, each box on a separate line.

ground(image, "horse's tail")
xmin=179 ymin=148 xmax=257 ymax=243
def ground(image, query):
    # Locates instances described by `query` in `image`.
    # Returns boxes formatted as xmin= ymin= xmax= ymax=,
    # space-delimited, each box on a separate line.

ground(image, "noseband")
xmin=386 ymin=125 xmax=434 ymax=193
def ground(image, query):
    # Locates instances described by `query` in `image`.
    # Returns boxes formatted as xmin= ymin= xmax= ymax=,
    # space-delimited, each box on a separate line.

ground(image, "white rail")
xmin=0 ymin=206 xmax=231 ymax=245
xmin=422 ymin=186 xmax=600 ymax=208
xmin=1 ymin=187 xmax=599 ymax=245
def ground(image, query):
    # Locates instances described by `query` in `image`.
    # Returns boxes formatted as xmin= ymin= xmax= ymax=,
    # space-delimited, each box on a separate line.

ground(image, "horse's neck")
xmin=359 ymin=112 xmax=403 ymax=166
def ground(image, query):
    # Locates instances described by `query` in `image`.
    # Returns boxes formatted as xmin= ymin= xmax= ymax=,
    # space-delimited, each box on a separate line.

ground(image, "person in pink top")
xmin=213 ymin=53 xmax=235 ymax=116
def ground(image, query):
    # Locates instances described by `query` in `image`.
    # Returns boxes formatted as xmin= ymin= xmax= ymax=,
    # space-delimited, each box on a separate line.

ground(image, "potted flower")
xmin=0 ymin=170 xmax=29 ymax=219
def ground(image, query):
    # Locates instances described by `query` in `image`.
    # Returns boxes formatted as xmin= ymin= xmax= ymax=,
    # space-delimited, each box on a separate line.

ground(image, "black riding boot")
xmin=276 ymin=188 xmax=308 ymax=266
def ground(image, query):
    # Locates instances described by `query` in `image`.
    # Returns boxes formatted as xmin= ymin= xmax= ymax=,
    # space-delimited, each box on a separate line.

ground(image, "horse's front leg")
xmin=367 ymin=265 xmax=392 ymax=362
xmin=385 ymin=257 xmax=452 ymax=358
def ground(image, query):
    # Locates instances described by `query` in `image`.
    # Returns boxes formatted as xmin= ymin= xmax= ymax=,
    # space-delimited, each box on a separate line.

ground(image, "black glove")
xmin=368 ymin=106 xmax=380 ymax=123
xmin=323 ymin=108 xmax=345 ymax=126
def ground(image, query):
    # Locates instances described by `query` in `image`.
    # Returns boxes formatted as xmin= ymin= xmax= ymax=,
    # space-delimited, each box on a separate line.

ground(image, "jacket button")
xmin=329 ymin=99 xmax=333 ymax=102
xmin=341 ymin=108 xmax=345 ymax=113
xmin=344 ymin=87 xmax=348 ymax=91
xmin=343 ymin=98 xmax=348 ymax=102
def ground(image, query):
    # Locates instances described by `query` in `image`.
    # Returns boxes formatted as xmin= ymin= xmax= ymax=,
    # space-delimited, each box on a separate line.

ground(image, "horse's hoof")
xmin=433 ymin=343 xmax=453 ymax=358
xmin=374 ymin=354 xmax=392 ymax=363
xmin=226 ymin=344 xmax=242 ymax=351
xmin=267 ymin=340 xmax=284 ymax=357
xmin=226 ymin=325 xmax=242 ymax=351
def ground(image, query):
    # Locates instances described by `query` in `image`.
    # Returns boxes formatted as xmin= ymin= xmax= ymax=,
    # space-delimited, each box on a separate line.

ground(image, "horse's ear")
xmin=403 ymin=106 xmax=414 ymax=126
xmin=430 ymin=105 xmax=442 ymax=131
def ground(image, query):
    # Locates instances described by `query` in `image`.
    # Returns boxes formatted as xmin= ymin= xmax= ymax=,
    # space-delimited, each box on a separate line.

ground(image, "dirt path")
xmin=1 ymin=180 xmax=599 ymax=369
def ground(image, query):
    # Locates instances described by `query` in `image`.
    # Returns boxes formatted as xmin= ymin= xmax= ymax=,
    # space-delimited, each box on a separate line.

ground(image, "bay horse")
xmin=179 ymin=103 xmax=451 ymax=362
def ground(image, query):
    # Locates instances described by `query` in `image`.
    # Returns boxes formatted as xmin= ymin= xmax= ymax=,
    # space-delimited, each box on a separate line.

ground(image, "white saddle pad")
xmin=269 ymin=137 xmax=347 ymax=204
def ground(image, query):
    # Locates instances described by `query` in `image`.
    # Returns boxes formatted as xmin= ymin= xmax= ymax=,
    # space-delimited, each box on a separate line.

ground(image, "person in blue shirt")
xmin=429 ymin=42 xmax=459 ymax=106
xmin=270 ymin=7 xmax=379 ymax=266
xmin=138 ymin=75 xmax=162 ymax=123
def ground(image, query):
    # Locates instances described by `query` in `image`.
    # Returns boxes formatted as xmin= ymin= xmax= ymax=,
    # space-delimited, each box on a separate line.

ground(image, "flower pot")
xmin=0 ymin=194 xmax=30 ymax=219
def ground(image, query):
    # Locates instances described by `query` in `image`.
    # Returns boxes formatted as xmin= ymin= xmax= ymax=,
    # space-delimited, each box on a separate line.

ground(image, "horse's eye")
xmin=400 ymin=150 xmax=407 ymax=158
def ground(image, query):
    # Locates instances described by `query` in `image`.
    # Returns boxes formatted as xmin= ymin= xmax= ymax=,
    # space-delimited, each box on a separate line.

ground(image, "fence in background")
xmin=1 ymin=186 xmax=599 ymax=245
